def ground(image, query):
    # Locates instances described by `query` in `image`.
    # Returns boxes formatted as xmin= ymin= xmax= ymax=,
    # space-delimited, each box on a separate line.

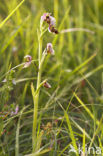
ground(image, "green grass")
xmin=0 ymin=0 xmax=103 ymax=155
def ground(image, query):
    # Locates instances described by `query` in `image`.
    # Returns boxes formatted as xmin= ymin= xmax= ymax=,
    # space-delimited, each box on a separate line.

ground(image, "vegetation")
xmin=0 ymin=0 xmax=103 ymax=155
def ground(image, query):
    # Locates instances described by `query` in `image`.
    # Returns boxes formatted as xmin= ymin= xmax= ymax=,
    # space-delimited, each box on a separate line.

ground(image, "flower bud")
xmin=43 ymin=82 xmax=51 ymax=89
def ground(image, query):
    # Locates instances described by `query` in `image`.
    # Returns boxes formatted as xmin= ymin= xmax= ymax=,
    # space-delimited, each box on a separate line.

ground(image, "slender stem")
xmin=15 ymin=108 xmax=25 ymax=156
xmin=37 ymin=37 xmax=42 ymax=88
xmin=32 ymin=33 xmax=42 ymax=152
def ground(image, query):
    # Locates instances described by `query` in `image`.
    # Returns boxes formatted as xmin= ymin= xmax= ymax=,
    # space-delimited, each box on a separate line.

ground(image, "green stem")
xmin=32 ymin=34 xmax=42 ymax=152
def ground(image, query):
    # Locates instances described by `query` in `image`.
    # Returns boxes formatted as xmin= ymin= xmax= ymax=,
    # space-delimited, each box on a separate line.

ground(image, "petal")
xmin=12 ymin=79 xmax=16 ymax=85
xmin=23 ymin=62 xmax=31 ymax=68
xmin=41 ymin=13 xmax=50 ymax=22
xmin=15 ymin=106 xmax=19 ymax=114
xmin=41 ymin=13 xmax=47 ymax=21
xmin=50 ymin=16 xmax=56 ymax=26
xmin=2 ymin=79 xmax=7 ymax=83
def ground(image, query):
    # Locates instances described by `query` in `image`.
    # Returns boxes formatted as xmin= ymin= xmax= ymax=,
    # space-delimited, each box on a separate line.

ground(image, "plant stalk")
xmin=32 ymin=34 xmax=42 ymax=152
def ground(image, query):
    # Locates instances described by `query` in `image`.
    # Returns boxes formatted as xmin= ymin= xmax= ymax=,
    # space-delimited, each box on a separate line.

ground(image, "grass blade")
xmin=0 ymin=0 xmax=25 ymax=28
xmin=74 ymin=92 xmax=99 ymax=125
xmin=64 ymin=111 xmax=79 ymax=156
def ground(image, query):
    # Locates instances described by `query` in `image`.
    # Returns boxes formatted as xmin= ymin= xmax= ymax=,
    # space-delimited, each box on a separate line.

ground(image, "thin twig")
xmin=60 ymin=28 xmax=95 ymax=34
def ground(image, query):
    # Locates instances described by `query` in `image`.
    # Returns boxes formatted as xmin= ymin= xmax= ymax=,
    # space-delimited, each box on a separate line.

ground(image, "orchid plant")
xmin=24 ymin=13 xmax=59 ymax=152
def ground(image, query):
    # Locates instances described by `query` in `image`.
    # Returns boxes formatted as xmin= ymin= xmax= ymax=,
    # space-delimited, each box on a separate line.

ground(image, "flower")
xmin=43 ymin=81 xmax=51 ymax=88
xmin=24 ymin=55 xmax=32 ymax=62
xmin=46 ymin=43 xmax=54 ymax=55
xmin=11 ymin=106 xmax=19 ymax=116
xmin=48 ymin=25 xmax=58 ymax=34
xmin=41 ymin=13 xmax=58 ymax=34
xmin=41 ymin=13 xmax=51 ymax=24
xmin=23 ymin=55 xmax=32 ymax=68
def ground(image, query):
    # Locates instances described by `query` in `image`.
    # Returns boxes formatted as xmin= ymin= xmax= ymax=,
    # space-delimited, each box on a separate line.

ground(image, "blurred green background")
xmin=0 ymin=0 xmax=103 ymax=155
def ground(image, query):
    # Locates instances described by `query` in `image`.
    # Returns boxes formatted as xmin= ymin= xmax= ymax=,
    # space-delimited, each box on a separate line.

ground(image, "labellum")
xmin=48 ymin=25 xmax=59 ymax=34
xmin=46 ymin=43 xmax=55 ymax=55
